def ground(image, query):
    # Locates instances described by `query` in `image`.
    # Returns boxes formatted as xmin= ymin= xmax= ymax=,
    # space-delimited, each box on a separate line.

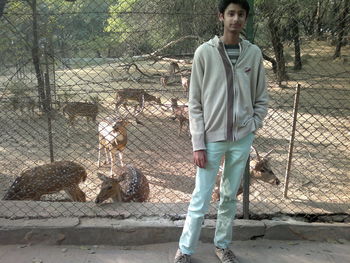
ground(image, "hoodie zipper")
xmin=222 ymin=41 xmax=246 ymax=141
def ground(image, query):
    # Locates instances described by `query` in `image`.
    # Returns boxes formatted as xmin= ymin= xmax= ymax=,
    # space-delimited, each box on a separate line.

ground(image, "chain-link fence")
xmin=0 ymin=0 xmax=349 ymax=220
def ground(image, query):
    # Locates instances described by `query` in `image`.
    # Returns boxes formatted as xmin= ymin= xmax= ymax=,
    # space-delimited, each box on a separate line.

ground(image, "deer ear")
xmin=97 ymin=172 xmax=109 ymax=182
xmin=251 ymin=146 xmax=261 ymax=161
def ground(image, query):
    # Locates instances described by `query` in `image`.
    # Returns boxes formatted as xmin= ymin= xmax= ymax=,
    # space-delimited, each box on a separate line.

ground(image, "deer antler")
xmin=251 ymin=146 xmax=261 ymax=161
xmin=263 ymin=150 xmax=273 ymax=159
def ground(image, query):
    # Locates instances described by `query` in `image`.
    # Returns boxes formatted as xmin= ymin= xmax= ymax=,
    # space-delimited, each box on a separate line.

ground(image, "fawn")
xmin=170 ymin=98 xmax=190 ymax=137
xmin=97 ymin=117 xmax=129 ymax=175
xmin=212 ymin=146 xmax=280 ymax=201
xmin=3 ymin=161 xmax=87 ymax=202
xmin=62 ymin=101 xmax=98 ymax=125
xmin=95 ymin=165 xmax=150 ymax=204
xmin=115 ymin=88 xmax=161 ymax=112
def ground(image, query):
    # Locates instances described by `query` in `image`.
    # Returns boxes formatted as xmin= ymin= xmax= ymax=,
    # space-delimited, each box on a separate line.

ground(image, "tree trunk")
xmin=0 ymin=0 xmax=7 ymax=18
xmin=292 ymin=19 xmax=302 ymax=70
xmin=267 ymin=18 xmax=288 ymax=83
xmin=315 ymin=0 xmax=322 ymax=39
xmin=262 ymin=52 xmax=277 ymax=73
xmin=306 ymin=6 xmax=318 ymax=36
xmin=333 ymin=0 xmax=349 ymax=59
xmin=30 ymin=0 xmax=46 ymax=112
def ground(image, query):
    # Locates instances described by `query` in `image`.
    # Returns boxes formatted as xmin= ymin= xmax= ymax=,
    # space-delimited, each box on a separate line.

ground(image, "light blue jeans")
xmin=179 ymin=133 xmax=255 ymax=255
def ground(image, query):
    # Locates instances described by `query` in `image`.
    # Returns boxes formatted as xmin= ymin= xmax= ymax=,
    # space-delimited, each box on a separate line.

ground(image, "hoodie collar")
xmin=206 ymin=35 xmax=251 ymax=51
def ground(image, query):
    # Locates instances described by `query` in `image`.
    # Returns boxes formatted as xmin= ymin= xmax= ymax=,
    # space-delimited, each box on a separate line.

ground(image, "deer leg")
xmin=69 ymin=116 xmax=75 ymax=126
xmin=104 ymin=148 xmax=110 ymax=165
xmin=140 ymin=94 xmax=145 ymax=112
xmin=115 ymin=99 xmax=123 ymax=111
xmin=178 ymin=119 xmax=183 ymax=136
xmin=187 ymin=121 xmax=191 ymax=138
xmin=109 ymin=150 xmax=115 ymax=176
xmin=118 ymin=151 xmax=124 ymax=167
xmin=97 ymin=140 xmax=102 ymax=167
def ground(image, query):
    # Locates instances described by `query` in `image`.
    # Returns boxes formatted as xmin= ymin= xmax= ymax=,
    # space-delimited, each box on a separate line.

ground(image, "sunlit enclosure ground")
xmin=0 ymin=35 xmax=349 ymax=216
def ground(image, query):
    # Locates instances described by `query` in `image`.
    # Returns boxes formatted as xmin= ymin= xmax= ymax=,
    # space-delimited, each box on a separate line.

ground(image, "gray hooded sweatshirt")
xmin=189 ymin=36 xmax=268 ymax=151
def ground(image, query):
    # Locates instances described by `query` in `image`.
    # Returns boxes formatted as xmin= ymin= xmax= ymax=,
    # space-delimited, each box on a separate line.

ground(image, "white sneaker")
xmin=215 ymin=247 xmax=239 ymax=263
xmin=174 ymin=248 xmax=191 ymax=263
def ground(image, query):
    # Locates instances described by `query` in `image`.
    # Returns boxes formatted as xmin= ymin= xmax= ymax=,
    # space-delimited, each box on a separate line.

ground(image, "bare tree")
xmin=267 ymin=17 xmax=288 ymax=82
xmin=333 ymin=0 xmax=349 ymax=59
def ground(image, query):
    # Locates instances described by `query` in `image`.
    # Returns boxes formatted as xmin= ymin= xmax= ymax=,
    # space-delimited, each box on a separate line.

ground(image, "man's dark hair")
xmin=218 ymin=0 xmax=250 ymax=17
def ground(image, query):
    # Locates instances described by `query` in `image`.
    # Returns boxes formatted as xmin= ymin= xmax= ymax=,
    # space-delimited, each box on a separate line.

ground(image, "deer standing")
xmin=170 ymin=98 xmax=189 ymax=137
xmin=212 ymin=147 xmax=280 ymax=202
xmin=169 ymin=61 xmax=180 ymax=80
xmin=160 ymin=75 xmax=169 ymax=88
xmin=3 ymin=161 xmax=87 ymax=202
xmin=62 ymin=101 xmax=98 ymax=126
xmin=97 ymin=117 xmax=129 ymax=175
xmin=180 ymin=75 xmax=190 ymax=96
xmin=115 ymin=88 xmax=161 ymax=113
xmin=95 ymin=165 xmax=150 ymax=204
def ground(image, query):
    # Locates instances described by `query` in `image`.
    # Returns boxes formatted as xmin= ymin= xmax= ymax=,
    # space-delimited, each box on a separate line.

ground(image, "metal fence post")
xmin=242 ymin=156 xmax=251 ymax=219
xmin=284 ymin=84 xmax=301 ymax=198
xmin=242 ymin=0 xmax=255 ymax=220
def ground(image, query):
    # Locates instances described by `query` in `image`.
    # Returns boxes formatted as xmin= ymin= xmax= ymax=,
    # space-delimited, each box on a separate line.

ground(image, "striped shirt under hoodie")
xmin=224 ymin=44 xmax=240 ymax=66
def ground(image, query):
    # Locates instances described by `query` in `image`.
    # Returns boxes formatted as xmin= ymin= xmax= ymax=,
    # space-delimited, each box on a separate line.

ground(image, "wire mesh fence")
xmin=0 ymin=0 xmax=349 ymax=220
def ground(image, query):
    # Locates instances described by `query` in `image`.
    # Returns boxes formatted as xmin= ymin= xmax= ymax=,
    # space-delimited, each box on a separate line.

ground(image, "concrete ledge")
xmin=263 ymin=220 xmax=350 ymax=241
xmin=0 ymin=217 xmax=349 ymax=246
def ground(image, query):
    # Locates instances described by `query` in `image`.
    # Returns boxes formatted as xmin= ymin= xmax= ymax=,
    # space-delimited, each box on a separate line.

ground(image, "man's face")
xmin=219 ymin=3 xmax=247 ymax=33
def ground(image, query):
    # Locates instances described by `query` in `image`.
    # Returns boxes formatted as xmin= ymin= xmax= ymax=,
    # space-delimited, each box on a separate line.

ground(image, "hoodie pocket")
xmin=239 ymin=116 xmax=254 ymax=127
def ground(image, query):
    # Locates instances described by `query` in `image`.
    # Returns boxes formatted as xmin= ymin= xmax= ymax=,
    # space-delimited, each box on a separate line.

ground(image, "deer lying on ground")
xmin=97 ymin=117 xmax=129 ymax=175
xmin=212 ymin=147 xmax=280 ymax=202
xmin=115 ymin=88 xmax=161 ymax=113
xmin=95 ymin=165 xmax=150 ymax=204
xmin=171 ymin=98 xmax=189 ymax=137
xmin=3 ymin=161 xmax=87 ymax=202
xmin=62 ymin=101 xmax=98 ymax=126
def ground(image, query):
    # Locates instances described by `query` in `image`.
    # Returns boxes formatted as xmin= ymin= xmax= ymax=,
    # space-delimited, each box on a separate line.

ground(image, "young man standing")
xmin=174 ymin=0 xmax=268 ymax=262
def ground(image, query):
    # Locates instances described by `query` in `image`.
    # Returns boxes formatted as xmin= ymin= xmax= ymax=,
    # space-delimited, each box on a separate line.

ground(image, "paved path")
xmin=0 ymin=240 xmax=349 ymax=263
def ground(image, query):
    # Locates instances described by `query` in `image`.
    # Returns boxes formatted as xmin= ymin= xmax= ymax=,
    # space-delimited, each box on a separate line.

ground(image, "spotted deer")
xmin=62 ymin=101 xmax=98 ymax=126
xmin=3 ymin=161 xmax=87 ymax=202
xmin=115 ymin=88 xmax=161 ymax=113
xmin=171 ymin=98 xmax=189 ymax=137
xmin=95 ymin=165 xmax=150 ymax=204
xmin=212 ymin=147 xmax=280 ymax=201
